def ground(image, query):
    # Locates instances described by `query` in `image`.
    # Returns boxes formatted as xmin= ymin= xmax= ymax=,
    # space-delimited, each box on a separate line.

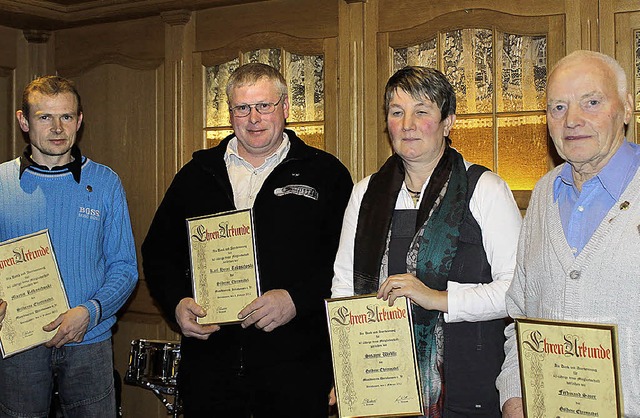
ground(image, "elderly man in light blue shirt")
xmin=498 ymin=50 xmax=640 ymax=417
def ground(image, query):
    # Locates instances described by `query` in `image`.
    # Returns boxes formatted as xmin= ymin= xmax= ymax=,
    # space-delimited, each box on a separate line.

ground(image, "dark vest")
xmin=440 ymin=165 xmax=504 ymax=417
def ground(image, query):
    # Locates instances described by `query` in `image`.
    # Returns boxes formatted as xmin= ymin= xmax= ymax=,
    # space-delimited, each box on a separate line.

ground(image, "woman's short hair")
xmin=384 ymin=66 xmax=456 ymax=122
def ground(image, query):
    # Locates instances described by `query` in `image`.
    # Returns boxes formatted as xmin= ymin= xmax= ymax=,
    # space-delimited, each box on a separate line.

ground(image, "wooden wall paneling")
xmin=17 ymin=30 xmax=55 ymax=82
xmin=195 ymin=0 xmax=339 ymax=53
xmin=0 ymin=25 xmax=17 ymax=69
xmin=13 ymin=30 xmax=55 ymax=160
xmin=192 ymin=52 xmax=206 ymax=163
xmin=199 ymin=33 xmax=326 ymax=67
xmin=66 ymin=63 xmax=169 ymax=416
xmin=376 ymin=31 xmax=393 ymax=172
xmin=613 ymin=9 xmax=640 ymax=143
xmin=54 ymin=16 xmax=164 ymax=77
xmin=599 ymin=0 xmax=640 ymax=57
xmin=69 ymin=63 xmax=162 ymax=286
xmin=161 ymin=10 xmax=196 ymax=182
xmin=0 ymin=23 xmax=18 ymax=162
xmin=337 ymin=0 xmax=379 ymax=181
xmin=0 ymin=25 xmax=17 ymax=163
xmin=378 ymin=0 xmax=568 ymax=33
xmin=0 ymin=68 xmax=15 ymax=163
xmin=578 ymin=0 xmax=599 ymax=51
xmin=358 ymin=0 xmax=380 ymax=181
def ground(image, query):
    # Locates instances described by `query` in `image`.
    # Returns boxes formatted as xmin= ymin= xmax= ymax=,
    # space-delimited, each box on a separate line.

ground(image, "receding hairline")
xmin=548 ymin=51 xmax=628 ymax=101
xmin=226 ymin=76 xmax=286 ymax=100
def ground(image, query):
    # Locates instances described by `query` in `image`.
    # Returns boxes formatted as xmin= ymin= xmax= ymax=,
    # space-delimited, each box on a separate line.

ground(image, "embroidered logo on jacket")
xmin=273 ymin=184 xmax=319 ymax=200
xmin=78 ymin=206 xmax=101 ymax=220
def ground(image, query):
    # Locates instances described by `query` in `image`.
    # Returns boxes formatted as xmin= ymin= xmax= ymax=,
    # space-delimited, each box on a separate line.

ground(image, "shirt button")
xmin=571 ymin=247 xmax=577 ymax=254
xmin=577 ymin=206 xmax=584 ymax=212
xmin=569 ymin=270 xmax=581 ymax=280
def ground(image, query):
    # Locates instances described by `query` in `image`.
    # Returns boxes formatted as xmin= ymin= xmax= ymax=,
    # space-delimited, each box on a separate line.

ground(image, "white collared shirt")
xmin=331 ymin=161 xmax=523 ymax=323
xmin=224 ymin=133 xmax=290 ymax=209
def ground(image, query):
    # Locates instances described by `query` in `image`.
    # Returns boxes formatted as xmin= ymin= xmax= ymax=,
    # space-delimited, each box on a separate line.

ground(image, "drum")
xmin=125 ymin=339 xmax=181 ymax=388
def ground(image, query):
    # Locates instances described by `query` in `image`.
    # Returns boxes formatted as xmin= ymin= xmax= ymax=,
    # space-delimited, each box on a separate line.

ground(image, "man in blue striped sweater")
xmin=0 ymin=76 xmax=138 ymax=417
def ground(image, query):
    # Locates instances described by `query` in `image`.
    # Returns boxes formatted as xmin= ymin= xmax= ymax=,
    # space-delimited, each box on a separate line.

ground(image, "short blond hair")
xmin=226 ymin=63 xmax=288 ymax=102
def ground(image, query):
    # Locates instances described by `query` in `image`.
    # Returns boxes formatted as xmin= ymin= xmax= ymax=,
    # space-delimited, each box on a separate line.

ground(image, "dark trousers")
xmin=181 ymin=360 xmax=331 ymax=418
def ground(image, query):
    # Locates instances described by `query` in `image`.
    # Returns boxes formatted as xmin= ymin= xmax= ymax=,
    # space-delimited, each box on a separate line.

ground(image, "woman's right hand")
xmin=377 ymin=273 xmax=448 ymax=312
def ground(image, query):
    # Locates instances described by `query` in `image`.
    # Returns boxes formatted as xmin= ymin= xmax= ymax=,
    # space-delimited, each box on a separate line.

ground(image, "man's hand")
xmin=175 ymin=298 xmax=220 ymax=339
xmin=502 ymin=397 xmax=524 ymax=418
xmin=238 ymin=289 xmax=296 ymax=332
xmin=328 ymin=386 xmax=336 ymax=406
xmin=44 ymin=306 xmax=90 ymax=348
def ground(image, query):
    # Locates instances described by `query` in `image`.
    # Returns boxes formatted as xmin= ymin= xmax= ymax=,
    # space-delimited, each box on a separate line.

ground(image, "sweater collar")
xmin=19 ymin=144 xmax=83 ymax=183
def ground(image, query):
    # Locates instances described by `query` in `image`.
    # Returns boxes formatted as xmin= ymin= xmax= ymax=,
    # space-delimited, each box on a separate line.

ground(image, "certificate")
xmin=326 ymin=294 xmax=422 ymax=418
xmin=516 ymin=318 xmax=623 ymax=418
xmin=0 ymin=230 xmax=70 ymax=358
xmin=187 ymin=209 xmax=260 ymax=325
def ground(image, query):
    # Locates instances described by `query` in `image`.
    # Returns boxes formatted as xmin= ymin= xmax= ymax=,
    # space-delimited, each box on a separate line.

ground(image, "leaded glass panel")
xmin=205 ymin=59 xmax=239 ymax=127
xmin=289 ymin=125 xmax=324 ymax=150
xmin=497 ymin=34 xmax=546 ymax=112
xmin=442 ymin=29 xmax=493 ymax=114
xmin=243 ymin=49 xmax=282 ymax=68
xmin=206 ymin=128 xmax=234 ymax=148
xmin=393 ymin=38 xmax=437 ymax=70
xmin=285 ymin=52 xmax=324 ymax=123
xmin=391 ymin=28 xmax=548 ymax=190
xmin=497 ymin=115 xmax=548 ymax=190
xmin=450 ymin=117 xmax=494 ymax=169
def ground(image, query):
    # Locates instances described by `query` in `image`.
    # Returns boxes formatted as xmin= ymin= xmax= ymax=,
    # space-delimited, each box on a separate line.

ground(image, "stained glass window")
xmin=393 ymin=29 xmax=548 ymax=190
xmin=204 ymin=49 xmax=325 ymax=150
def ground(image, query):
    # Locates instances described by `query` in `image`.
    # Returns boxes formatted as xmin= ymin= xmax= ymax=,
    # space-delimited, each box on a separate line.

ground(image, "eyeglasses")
xmin=229 ymin=95 xmax=284 ymax=118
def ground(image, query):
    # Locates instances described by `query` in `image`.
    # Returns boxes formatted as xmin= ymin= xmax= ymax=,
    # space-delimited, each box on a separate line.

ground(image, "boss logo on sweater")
xmin=273 ymin=184 xmax=318 ymax=200
xmin=78 ymin=206 xmax=101 ymax=220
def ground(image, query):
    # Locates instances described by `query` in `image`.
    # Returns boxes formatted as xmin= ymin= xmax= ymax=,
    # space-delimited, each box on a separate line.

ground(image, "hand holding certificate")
xmin=187 ymin=209 xmax=261 ymax=325
xmin=516 ymin=318 xmax=623 ymax=418
xmin=0 ymin=230 xmax=70 ymax=358
xmin=326 ymin=294 xmax=422 ymax=418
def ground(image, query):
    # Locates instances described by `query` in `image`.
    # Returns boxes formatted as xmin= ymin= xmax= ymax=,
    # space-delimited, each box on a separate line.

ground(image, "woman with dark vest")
xmin=331 ymin=66 xmax=522 ymax=417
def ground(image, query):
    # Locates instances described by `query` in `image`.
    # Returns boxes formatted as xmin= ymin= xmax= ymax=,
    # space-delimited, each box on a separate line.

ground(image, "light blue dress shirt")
xmin=553 ymin=140 xmax=640 ymax=255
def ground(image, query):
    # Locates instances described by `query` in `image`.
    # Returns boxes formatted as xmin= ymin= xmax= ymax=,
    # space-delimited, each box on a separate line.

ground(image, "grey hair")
xmin=550 ymin=50 xmax=628 ymax=101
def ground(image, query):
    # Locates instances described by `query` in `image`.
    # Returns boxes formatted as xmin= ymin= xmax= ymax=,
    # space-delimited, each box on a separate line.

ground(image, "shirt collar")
xmin=553 ymin=139 xmax=636 ymax=201
xmin=19 ymin=144 xmax=83 ymax=183
xmin=224 ymin=132 xmax=290 ymax=169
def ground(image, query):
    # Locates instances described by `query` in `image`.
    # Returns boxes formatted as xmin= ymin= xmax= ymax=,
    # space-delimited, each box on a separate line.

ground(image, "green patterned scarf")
xmin=353 ymin=145 xmax=468 ymax=416
xmin=407 ymin=147 xmax=468 ymax=416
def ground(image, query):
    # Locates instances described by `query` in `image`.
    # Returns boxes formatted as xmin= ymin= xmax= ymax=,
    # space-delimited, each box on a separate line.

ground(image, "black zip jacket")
xmin=141 ymin=129 xmax=353 ymax=389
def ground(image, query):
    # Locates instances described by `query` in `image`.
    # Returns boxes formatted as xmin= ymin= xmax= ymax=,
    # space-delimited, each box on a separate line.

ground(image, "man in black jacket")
xmin=141 ymin=63 xmax=353 ymax=417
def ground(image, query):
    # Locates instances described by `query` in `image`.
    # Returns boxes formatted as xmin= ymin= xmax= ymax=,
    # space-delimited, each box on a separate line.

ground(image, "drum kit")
xmin=125 ymin=339 xmax=182 ymax=417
